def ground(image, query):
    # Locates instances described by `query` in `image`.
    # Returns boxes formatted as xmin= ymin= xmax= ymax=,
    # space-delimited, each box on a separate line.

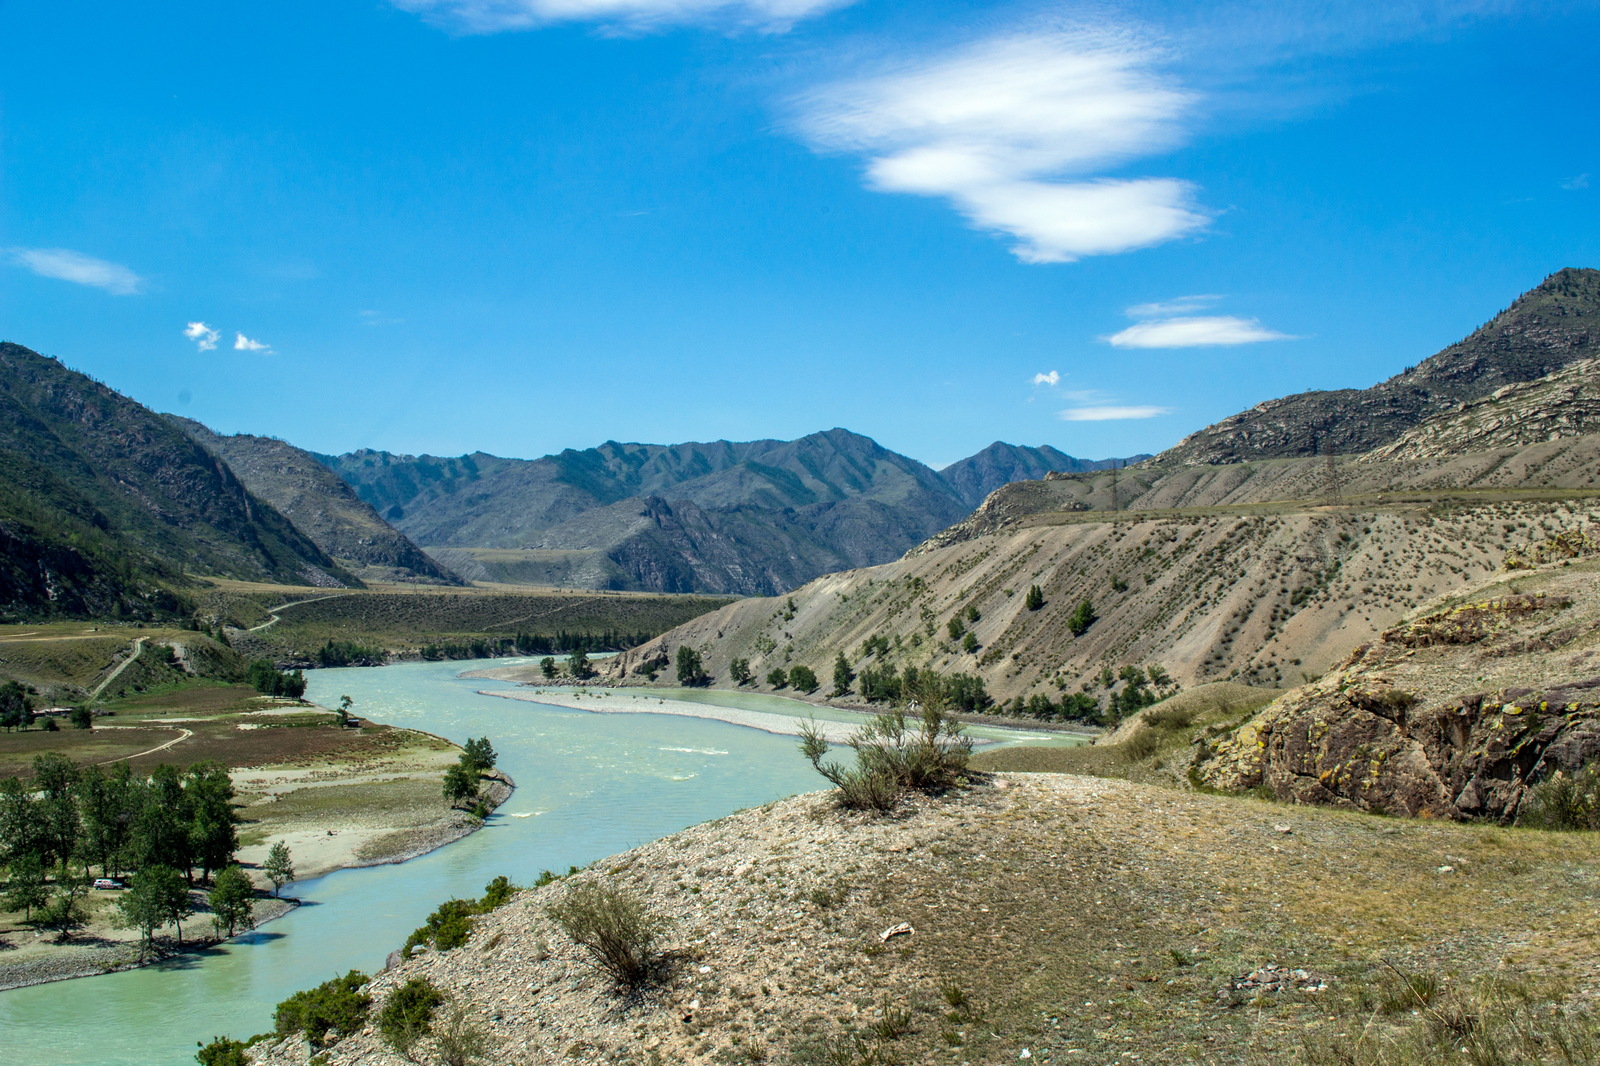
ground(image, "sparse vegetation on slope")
xmin=241 ymin=774 xmax=1600 ymax=1066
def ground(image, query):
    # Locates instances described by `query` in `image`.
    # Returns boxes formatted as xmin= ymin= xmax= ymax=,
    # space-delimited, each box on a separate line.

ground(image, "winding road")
xmin=247 ymin=593 xmax=352 ymax=633
xmin=89 ymin=637 xmax=145 ymax=699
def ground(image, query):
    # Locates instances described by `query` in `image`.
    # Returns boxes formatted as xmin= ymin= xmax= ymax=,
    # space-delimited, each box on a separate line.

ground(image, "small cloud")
xmin=184 ymin=322 xmax=221 ymax=351
xmin=1562 ymin=173 xmax=1590 ymax=190
xmin=1124 ymin=294 xmax=1222 ymax=318
xmin=390 ymin=0 xmax=852 ymax=33
xmin=359 ymin=309 xmax=404 ymax=327
xmin=1105 ymin=315 xmax=1294 ymax=349
xmin=7 ymin=247 xmax=143 ymax=295
xmin=1059 ymin=404 xmax=1171 ymax=421
xmin=234 ymin=333 xmax=273 ymax=354
xmin=1032 ymin=370 xmax=1061 ymax=387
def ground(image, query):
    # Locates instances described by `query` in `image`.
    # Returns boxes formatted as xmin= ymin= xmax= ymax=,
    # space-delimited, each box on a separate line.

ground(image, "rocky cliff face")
xmin=1156 ymin=268 xmax=1600 ymax=465
xmin=1197 ymin=542 xmax=1600 ymax=820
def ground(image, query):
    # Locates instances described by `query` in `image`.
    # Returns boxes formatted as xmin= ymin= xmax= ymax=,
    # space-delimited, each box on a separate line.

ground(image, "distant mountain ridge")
xmin=1157 ymin=268 xmax=1600 ymax=465
xmin=320 ymin=431 xmax=1131 ymax=596
xmin=0 ymin=342 xmax=358 ymax=619
xmin=169 ymin=418 xmax=461 ymax=585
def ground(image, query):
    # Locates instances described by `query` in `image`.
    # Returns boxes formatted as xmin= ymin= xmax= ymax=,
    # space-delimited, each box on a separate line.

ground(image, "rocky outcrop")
xmin=1198 ymin=572 xmax=1600 ymax=820
xmin=1156 ymin=268 xmax=1600 ymax=465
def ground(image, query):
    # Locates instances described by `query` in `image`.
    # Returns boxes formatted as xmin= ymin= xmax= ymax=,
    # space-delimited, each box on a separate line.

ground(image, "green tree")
xmin=728 ymin=658 xmax=752 ymax=685
xmin=1067 ymin=598 xmax=1097 ymax=636
xmin=133 ymin=764 xmax=193 ymax=879
xmin=70 ymin=705 xmax=93 ymax=730
xmin=0 ymin=679 xmax=34 ymax=732
xmin=116 ymin=864 xmax=192 ymax=955
xmin=766 ymin=667 xmax=788 ymax=689
xmin=568 ymin=649 xmax=592 ymax=678
xmin=675 ymin=645 xmax=710 ymax=687
xmin=1024 ymin=585 xmax=1045 ymax=611
xmin=263 ymin=841 xmax=295 ymax=898
xmin=788 ymin=665 xmax=819 ymax=694
xmin=946 ymin=617 xmax=966 ymax=641
xmin=461 ymin=737 xmax=498 ymax=774
xmin=2 ymin=853 xmax=50 ymax=921
xmin=539 ymin=657 xmax=557 ymax=680
xmin=336 ymin=694 xmax=354 ymax=727
xmin=961 ymin=631 xmax=979 ymax=654
xmin=40 ymin=875 xmax=90 ymax=942
xmin=831 ymin=652 xmax=854 ymax=698
xmin=965 ymin=604 xmax=981 ymax=623
xmin=443 ymin=763 xmax=479 ymax=808
xmin=208 ymin=865 xmax=256 ymax=938
xmin=187 ymin=763 xmax=239 ymax=883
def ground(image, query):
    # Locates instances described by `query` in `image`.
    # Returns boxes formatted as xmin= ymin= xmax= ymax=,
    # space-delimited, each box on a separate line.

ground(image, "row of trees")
xmin=0 ymin=754 xmax=294 ymax=951
xmin=247 ymin=659 xmax=307 ymax=698
xmin=419 ymin=630 xmax=656 ymax=663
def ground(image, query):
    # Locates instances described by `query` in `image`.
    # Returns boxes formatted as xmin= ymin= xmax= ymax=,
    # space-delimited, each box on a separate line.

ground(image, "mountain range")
xmin=315 ymin=434 xmax=1143 ymax=596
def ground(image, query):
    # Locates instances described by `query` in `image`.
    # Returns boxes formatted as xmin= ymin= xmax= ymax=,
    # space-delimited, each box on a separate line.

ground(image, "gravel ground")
xmin=247 ymin=772 xmax=1600 ymax=1066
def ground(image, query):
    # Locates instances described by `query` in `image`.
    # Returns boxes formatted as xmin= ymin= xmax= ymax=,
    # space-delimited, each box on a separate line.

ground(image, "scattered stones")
xmin=1220 ymin=966 xmax=1329 ymax=1000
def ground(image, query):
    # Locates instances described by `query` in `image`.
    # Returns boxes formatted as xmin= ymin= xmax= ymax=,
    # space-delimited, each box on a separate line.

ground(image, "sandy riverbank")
xmin=0 ymin=729 xmax=512 ymax=992
xmin=477 ymin=687 xmax=866 ymax=742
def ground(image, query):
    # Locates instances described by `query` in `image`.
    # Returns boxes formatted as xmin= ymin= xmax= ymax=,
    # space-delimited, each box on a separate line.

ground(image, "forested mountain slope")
xmin=171 ymin=418 xmax=460 ymax=585
xmin=0 ymin=342 xmax=357 ymax=619
xmin=1157 ymin=268 xmax=1600 ymax=464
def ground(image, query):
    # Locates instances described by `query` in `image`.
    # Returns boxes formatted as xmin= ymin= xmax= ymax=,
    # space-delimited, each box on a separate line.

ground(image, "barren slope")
xmin=247 ymin=774 xmax=1600 ymax=1066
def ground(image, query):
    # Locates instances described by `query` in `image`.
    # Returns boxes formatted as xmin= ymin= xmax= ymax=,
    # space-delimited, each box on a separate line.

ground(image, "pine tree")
xmin=831 ymin=652 xmax=855 ymax=698
xmin=1024 ymin=585 xmax=1045 ymax=611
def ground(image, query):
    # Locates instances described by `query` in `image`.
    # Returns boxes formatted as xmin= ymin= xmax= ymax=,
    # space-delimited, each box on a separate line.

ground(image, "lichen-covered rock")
xmin=1198 ymin=561 xmax=1600 ymax=821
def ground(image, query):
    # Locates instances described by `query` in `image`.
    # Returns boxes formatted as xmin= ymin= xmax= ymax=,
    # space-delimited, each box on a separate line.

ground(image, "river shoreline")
xmin=461 ymin=665 xmax=1099 ymax=741
xmin=0 ymin=744 xmax=514 ymax=994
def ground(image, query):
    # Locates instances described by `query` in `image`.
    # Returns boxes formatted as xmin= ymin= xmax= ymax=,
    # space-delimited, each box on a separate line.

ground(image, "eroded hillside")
xmin=609 ymin=497 xmax=1596 ymax=706
xmin=1198 ymin=539 xmax=1600 ymax=820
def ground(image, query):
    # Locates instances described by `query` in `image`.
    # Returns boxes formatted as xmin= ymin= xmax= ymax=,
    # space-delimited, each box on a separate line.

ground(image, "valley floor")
xmin=250 ymin=772 xmax=1600 ymax=1066
xmin=0 ymin=693 xmax=509 ymax=991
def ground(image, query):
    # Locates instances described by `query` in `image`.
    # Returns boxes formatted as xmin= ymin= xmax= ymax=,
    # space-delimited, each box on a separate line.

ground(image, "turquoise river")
xmin=0 ymin=658 xmax=1080 ymax=1065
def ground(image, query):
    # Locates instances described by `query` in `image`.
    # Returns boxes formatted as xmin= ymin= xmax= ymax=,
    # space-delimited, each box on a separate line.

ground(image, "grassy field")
xmin=194 ymin=579 xmax=733 ymax=660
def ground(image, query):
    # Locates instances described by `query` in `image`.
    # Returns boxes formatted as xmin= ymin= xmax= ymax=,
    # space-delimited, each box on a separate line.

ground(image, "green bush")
xmin=274 ymin=971 xmax=371 ymax=1048
xmin=799 ymin=702 xmax=973 ymax=812
xmin=1520 ymin=762 xmax=1600 ymax=830
xmin=195 ymin=1037 xmax=248 ymax=1066
xmin=403 ymin=877 xmax=519 ymax=956
xmin=546 ymin=877 xmax=669 ymax=988
xmin=378 ymin=976 xmax=445 ymax=1053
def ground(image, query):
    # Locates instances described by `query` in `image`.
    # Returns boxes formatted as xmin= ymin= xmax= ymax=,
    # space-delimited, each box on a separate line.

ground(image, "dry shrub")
xmin=545 ymin=877 xmax=669 ymax=989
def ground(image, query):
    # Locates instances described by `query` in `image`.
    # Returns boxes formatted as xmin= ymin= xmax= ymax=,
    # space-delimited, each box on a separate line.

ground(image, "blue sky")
xmin=1 ymin=0 xmax=1596 ymax=467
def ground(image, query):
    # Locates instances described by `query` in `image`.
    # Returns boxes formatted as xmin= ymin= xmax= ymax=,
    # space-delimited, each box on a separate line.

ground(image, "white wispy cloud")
xmin=794 ymin=25 xmax=1209 ymax=263
xmin=1124 ymin=293 xmax=1221 ymax=317
xmin=389 ymin=0 xmax=851 ymax=33
xmin=1562 ymin=173 xmax=1590 ymax=191
xmin=1059 ymin=404 xmax=1172 ymax=421
xmin=1032 ymin=370 xmax=1061 ymax=386
xmin=234 ymin=333 xmax=273 ymax=354
xmin=184 ymin=322 xmax=221 ymax=351
xmin=1105 ymin=315 xmax=1293 ymax=348
xmin=7 ymin=247 xmax=143 ymax=295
